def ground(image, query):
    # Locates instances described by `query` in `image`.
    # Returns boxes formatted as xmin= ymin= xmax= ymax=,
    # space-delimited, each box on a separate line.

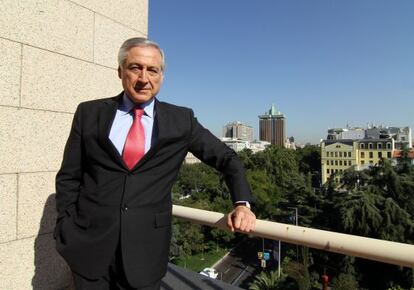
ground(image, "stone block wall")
xmin=0 ymin=1 xmax=148 ymax=289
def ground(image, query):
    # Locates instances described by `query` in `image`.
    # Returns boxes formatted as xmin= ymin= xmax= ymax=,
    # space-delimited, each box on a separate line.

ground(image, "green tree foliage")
xmin=397 ymin=144 xmax=413 ymax=174
xmin=249 ymin=270 xmax=286 ymax=290
xmin=323 ymin=158 xmax=414 ymax=289
xmin=296 ymin=145 xmax=321 ymax=174
xmin=336 ymin=161 xmax=414 ymax=242
xmin=246 ymin=169 xmax=282 ymax=219
xmin=331 ymin=273 xmax=359 ymax=290
xmin=171 ymin=144 xmax=414 ymax=289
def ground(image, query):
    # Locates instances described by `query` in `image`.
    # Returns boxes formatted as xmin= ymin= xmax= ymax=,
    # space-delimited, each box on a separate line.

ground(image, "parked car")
xmin=199 ymin=267 xmax=218 ymax=279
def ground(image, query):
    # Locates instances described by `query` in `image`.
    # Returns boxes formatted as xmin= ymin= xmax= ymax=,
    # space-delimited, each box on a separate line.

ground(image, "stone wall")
xmin=0 ymin=1 xmax=148 ymax=289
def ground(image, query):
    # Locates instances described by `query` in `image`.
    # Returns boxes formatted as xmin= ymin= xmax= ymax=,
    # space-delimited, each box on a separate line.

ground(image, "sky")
xmin=148 ymin=0 xmax=414 ymax=144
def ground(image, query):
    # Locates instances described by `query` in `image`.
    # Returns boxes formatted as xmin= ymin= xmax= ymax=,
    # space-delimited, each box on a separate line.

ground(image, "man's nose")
xmin=137 ymin=69 xmax=148 ymax=82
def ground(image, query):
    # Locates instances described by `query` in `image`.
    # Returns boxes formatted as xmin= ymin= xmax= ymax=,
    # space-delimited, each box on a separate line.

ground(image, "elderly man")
xmin=55 ymin=37 xmax=256 ymax=290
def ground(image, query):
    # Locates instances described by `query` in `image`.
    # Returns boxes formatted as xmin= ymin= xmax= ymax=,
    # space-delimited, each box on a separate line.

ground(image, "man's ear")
xmin=118 ymin=67 xmax=122 ymax=79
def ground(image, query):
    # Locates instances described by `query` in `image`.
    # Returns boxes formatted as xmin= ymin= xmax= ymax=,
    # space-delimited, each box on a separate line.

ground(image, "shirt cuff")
xmin=234 ymin=201 xmax=251 ymax=209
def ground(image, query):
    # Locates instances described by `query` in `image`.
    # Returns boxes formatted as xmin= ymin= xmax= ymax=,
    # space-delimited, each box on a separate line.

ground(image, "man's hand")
xmin=227 ymin=205 xmax=256 ymax=233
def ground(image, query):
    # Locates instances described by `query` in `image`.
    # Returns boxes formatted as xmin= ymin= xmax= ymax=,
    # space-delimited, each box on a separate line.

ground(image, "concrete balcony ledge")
xmin=162 ymin=263 xmax=242 ymax=290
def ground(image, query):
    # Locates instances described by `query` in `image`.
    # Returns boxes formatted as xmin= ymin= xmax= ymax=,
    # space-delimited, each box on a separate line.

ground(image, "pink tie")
xmin=123 ymin=108 xmax=145 ymax=170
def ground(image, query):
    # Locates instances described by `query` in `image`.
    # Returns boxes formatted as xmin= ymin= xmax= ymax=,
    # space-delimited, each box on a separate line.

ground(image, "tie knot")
xmin=133 ymin=107 xmax=144 ymax=118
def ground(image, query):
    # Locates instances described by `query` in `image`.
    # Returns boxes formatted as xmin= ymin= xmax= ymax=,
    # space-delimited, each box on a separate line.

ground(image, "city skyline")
xmin=149 ymin=0 xmax=414 ymax=144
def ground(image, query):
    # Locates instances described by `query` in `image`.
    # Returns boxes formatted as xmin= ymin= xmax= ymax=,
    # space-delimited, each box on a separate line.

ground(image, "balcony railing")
xmin=172 ymin=205 xmax=414 ymax=268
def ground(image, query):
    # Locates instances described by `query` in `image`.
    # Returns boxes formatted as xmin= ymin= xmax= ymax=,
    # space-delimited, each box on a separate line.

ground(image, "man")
xmin=55 ymin=37 xmax=256 ymax=290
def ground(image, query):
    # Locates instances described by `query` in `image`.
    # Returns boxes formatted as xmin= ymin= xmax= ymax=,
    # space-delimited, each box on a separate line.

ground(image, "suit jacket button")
xmin=123 ymin=206 xmax=128 ymax=211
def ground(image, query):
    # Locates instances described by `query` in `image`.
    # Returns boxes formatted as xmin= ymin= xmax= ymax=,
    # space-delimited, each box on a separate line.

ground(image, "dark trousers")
xmin=72 ymin=245 xmax=161 ymax=290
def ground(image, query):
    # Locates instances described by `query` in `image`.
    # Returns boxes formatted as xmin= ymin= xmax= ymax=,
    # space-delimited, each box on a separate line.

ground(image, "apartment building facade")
xmin=321 ymin=138 xmax=396 ymax=184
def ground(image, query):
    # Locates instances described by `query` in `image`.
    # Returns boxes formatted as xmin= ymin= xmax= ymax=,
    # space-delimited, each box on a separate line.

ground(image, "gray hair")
xmin=118 ymin=37 xmax=166 ymax=72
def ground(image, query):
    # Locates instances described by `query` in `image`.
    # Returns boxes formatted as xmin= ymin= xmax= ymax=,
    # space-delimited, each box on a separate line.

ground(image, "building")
xmin=357 ymin=138 xmax=394 ymax=170
xmin=285 ymin=136 xmax=296 ymax=150
xmin=184 ymin=152 xmax=201 ymax=164
xmin=321 ymin=139 xmax=359 ymax=184
xmin=220 ymin=138 xmax=271 ymax=153
xmin=327 ymin=127 xmax=365 ymax=140
xmin=221 ymin=137 xmax=251 ymax=152
xmin=327 ymin=126 xmax=412 ymax=149
xmin=259 ymin=104 xmax=286 ymax=147
xmin=0 ymin=1 xmax=149 ymax=289
xmin=321 ymin=125 xmax=412 ymax=184
xmin=386 ymin=127 xmax=412 ymax=150
xmin=321 ymin=138 xmax=396 ymax=184
xmin=250 ymin=140 xmax=271 ymax=153
xmin=392 ymin=149 xmax=414 ymax=165
xmin=222 ymin=121 xmax=253 ymax=142
xmin=321 ymin=138 xmax=395 ymax=184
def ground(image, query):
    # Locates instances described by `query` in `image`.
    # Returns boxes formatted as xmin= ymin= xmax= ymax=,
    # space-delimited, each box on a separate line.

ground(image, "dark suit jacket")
xmin=55 ymin=92 xmax=252 ymax=288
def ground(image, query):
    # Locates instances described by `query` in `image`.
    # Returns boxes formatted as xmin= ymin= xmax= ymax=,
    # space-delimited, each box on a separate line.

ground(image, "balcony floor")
xmin=161 ymin=263 xmax=243 ymax=290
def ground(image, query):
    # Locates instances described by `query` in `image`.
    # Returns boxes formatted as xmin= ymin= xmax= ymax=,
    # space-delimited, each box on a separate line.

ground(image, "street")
xmin=214 ymin=238 xmax=267 ymax=289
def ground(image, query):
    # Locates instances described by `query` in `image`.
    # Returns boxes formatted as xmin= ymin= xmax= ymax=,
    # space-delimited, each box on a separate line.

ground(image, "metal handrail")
xmin=173 ymin=205 xmax=414 ymax=268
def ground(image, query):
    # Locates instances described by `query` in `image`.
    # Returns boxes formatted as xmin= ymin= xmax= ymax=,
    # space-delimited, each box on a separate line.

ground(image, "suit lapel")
xmin=98 ymin=93 xmax=128 ymax=169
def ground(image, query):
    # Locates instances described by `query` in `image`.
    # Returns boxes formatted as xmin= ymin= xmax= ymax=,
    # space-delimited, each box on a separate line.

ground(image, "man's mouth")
xmin=134 ymin=87 xmax=150 ymax=92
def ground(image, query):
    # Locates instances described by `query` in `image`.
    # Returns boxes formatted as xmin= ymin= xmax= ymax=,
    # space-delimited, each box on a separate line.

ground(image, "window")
xmin=335 ymin=152 xmax=338 ymax=157
xmin=361 ymin=160 xmax=365 ymax=164
xmin=331 ymin=152 xmax=334 ymax=157
xmin=361 ymin=152 xmax=365 ymax=158
xmin=378 ymin=152 xmax=382 ymax=158
xmin=339 ymin=160 xmax=343 ymax=166
xmin=387 ymin=143 xmax=392 ymax=149
xmin=387 ymin=152 xmax=392 ymax=158
xmin=360 ymin=143 xmax=365 ymax=149
xmin=349 ymin=152 xmax=352 ymax=157
xmin=369 ymin=152 xmax=373 ymax=158
xmin=335 ymin=160 xmax=338 ymax=166
xmin=369 ymin=143 xmax=373 ymax=149
xmin=369 ymin=160 xmax=374 ymax=164
xmin=348 ymin=160 xmax=352 ymax=166
xmin=339 ymin=152 xmax=342 ymax=158
xmin=377 ymin=143 xmax=382 ymax=149
xmin=326 ymin=152 xmax=330 ymax=157
xmin=327 ymin=169 xmax=330 ymax=174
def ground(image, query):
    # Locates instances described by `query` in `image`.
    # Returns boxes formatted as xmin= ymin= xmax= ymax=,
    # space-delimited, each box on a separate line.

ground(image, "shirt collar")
xmin=120 ymin=93 xmax=155 ymax=118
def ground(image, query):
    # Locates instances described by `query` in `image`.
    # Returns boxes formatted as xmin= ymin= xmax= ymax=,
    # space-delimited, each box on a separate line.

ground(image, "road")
xmin=214 ymin=238 xmax=266 ymax=289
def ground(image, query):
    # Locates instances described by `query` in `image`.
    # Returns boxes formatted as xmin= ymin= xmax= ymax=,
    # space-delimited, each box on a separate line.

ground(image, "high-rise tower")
xmin=259 ymin=104 xmax=286 ymax=146
xmin=222 ymin=121 xmax=253 ymax=142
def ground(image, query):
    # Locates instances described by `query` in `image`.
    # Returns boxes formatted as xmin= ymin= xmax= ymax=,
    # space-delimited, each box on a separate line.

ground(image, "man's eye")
xmin=148 ymin=68 xmax=160 ymax=74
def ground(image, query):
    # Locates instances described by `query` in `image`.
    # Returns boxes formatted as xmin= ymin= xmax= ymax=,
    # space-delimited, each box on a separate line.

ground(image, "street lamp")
xmin=287 ymin=207 xmax=299 ymax=260
xmin=287 ymin=206 xmax=298 ymax=227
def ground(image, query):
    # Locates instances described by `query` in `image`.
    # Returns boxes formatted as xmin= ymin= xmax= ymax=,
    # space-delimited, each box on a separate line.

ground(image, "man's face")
xmin=118 ymin=46 xmax=164 ymax=104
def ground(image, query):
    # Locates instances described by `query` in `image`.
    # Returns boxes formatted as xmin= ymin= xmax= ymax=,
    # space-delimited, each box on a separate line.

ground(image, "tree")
xmin=331 ymin=273 xmax=359 ymax=290
xmin=296 ymin=145 xmax=321 ymax=188
xmin=249 ymin=270 xmax=286 ymax=290
xmin=397 ymin=144 xmax=412 ymax=174
xmin=246 ymin=169 xmax=283 ymax=219
xmin=285 ymin=247 xmax=313 ymax=290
